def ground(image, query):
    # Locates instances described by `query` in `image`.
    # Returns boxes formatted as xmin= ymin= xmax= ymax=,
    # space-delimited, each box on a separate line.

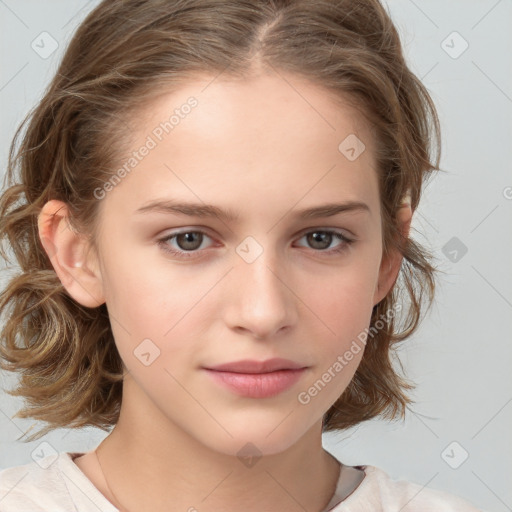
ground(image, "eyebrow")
xmin=134 ymin=199 xmax=370 ymax=222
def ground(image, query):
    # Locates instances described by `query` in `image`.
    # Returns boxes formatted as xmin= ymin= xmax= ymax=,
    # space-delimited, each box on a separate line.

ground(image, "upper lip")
xmin=204 ymin=358 xmax=307 ymax=374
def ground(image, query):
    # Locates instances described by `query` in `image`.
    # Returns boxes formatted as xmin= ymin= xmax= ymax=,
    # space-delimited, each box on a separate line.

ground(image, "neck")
xmin=95 ymin=377 xmax=341 ymax=512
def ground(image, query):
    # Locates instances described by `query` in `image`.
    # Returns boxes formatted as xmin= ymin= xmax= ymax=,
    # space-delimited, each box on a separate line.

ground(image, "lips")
xmin=202 ymin=358 xmax=308 ymax=398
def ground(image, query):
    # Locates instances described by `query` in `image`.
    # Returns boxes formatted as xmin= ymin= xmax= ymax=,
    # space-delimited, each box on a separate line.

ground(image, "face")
xmin=62 ymin=72 xmax=398 ymax=457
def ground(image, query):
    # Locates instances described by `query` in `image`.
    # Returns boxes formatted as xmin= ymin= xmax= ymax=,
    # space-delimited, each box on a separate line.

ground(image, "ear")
xmin=37 ymin=199 xmax=105 ymax=308
xmin=373 ymin=199 xmax=413 ymax=306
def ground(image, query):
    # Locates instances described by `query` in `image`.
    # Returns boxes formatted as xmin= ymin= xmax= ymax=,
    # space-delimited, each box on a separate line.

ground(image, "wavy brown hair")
xmin=0 ymin=0 xmax=441 ymax=442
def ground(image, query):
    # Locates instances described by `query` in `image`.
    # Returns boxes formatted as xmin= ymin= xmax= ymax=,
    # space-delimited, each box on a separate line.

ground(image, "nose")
xmin=224 ymin=247 xmax=298 ymax=340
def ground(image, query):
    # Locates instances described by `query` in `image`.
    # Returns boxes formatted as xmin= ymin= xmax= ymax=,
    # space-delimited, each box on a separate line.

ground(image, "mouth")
xmin=202 ymin=358 xmax=309 ymax=398
xmin=204 ymin=357 xmax=307 ymax=374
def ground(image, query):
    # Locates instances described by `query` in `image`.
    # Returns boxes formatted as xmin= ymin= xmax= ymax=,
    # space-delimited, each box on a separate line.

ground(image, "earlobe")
xmin=373 ymin=200 xmax=413 ymax=306
xmin=37 ymin=199 xmax=105 ymax=308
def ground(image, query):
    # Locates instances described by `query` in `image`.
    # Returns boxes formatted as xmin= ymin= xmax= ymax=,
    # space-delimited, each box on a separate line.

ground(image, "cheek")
xmin=294 ymin=272 xmax=375 ymax=413
xmin=306 ymin=261 xmax=378 ymax=337
xmin=102 ymin=256 xmax=214 ymax=372
xmin=101 ymin=241 xmax=187 ymax=321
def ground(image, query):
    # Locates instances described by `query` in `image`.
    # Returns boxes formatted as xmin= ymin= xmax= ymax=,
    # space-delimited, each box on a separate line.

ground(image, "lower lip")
xmin=203 ymin=368 xmax=307 ymax=398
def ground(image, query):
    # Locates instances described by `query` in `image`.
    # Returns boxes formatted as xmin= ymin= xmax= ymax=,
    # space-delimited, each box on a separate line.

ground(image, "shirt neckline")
xmin=322 ymin=460 xmax=368 ymax=510
xmin=59 ymin=452 xmax=119 ymax=512
xmin=62 ymin=451 xmax=372 ymax=511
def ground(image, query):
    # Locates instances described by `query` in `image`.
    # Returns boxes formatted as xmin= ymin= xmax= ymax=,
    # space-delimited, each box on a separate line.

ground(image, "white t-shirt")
xmin=0 ymin=451 xmax=481 ymax=511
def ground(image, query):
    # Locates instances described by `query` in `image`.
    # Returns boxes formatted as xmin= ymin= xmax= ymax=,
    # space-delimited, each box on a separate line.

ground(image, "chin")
xmin=192 ymin=412 xmax=318 ymax=459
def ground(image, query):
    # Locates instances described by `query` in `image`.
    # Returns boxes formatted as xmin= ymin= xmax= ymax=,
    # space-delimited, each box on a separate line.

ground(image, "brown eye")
xmin=157 ymin=230 xmax=214 ymax=259
xmin=295 ymin=229 xmax=355 ymax=255
xmin=175 ymin=232 xmax=204 ymax=251
xmin=306 ymin=231 xmax=333 ymax=250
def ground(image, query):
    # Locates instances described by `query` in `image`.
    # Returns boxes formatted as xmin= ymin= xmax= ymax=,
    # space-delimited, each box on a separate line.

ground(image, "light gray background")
xmin=0 ymin=1 xmax=511 ymax=511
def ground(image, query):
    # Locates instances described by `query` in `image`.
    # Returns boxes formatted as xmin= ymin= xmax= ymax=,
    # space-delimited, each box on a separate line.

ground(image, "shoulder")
xmin=336 ymin=465 xmax=481 ymax=511
xmin=0 ymin=451 xmax=111 ymax=512
xmin=0 ymin=452 xmax=67 ymax=511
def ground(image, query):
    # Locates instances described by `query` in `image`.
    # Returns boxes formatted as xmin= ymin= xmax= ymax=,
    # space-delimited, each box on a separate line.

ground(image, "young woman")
xmin=0 ymin=1 xmax=480 ymax=510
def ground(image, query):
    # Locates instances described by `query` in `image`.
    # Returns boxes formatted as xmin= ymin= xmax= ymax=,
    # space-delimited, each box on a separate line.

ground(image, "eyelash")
xmin=157 ymin=229 xmax=355 ymax=260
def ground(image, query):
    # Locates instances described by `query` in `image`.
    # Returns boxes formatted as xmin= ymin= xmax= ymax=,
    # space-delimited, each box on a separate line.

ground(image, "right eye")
xmin=157 ymin=230 xmax=215 ymax=259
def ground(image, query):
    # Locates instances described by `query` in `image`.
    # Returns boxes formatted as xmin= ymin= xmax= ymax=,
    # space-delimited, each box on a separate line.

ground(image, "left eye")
xmin=295 ymin=230 xmax=353 ymax=252
xmin=157 ymin=229 xmax=354 ymax=259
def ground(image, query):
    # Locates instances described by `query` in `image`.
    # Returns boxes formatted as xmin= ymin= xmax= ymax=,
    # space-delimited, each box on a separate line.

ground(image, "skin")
xmin=38 ymin=70 xmax=412 ymax=512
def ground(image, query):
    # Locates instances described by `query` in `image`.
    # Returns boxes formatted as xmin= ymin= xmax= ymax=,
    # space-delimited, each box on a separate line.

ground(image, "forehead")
xmin=102 ymin=71 xmax=379 ymax=222
xmin=137 ymin=71 xmax=373 ymax=147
